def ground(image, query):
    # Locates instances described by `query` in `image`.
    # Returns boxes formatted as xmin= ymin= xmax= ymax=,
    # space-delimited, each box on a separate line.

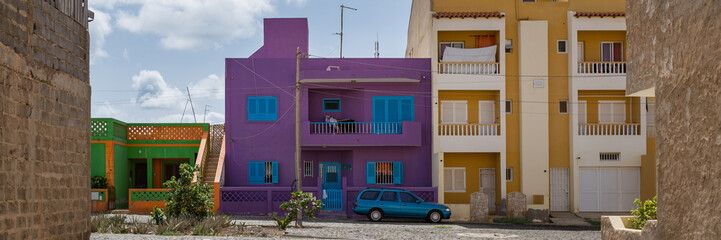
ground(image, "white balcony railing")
xmin=310 ymin=122 xmax=402 ymax=134
xmin=647 ymin=125 xmax=656 ymax=138
xmin=439 ymin=124 xmax=500 ymax=136
xmin=577 ymin=62 xmax=627 ymax=74
xmin=578 ymin=123 xmax=640 ymax=136
xmin=438 ymin=62 xmax=500 ymax=75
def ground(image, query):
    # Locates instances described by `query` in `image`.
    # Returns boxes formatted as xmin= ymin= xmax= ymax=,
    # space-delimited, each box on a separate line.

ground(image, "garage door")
xmin=580 ymin=168 xmax=640 ymax=212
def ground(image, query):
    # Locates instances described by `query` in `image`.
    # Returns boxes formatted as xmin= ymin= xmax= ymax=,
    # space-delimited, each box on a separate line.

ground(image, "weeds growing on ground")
xmin=584 ymin=218 xmax=601 ymax=226
xmin=434 ymin=225 xmax=452 ymax=229
xmin=90 ymin=214 xmax=129 ymax=233
xmin=493 ymin=218 xmax=532 ymax=224
xmin=192 ymin=215 xmax=234 ymax=236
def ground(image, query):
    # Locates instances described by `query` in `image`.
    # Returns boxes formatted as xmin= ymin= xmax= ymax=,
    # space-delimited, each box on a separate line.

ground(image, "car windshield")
xmin=359 ymin=191 xmax=380 ymax=200
xmin=399 ymin=192 xmax=420 ymax=203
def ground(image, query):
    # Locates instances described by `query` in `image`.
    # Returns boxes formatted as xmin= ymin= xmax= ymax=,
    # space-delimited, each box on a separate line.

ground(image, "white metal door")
xmin=580 ymin=167 xmax=640 ymax=212
xmin=551 ymin=168 xmax=569 ymax=211
xmin=479 ymin=168 xmax=495 ymax=210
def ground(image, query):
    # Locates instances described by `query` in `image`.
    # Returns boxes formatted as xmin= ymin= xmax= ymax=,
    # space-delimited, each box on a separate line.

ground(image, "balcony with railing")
xmin=438 ymin=62 xmax=500 ymax=75
xmin=301 ymin=121 xmax=421 ymax=147
xmin=436 ymin=31 xmax=502 ymax=76
xmin=578 ymin=123 xmax=641 ymax=136
xmin=439 ymin=124 xmax=500 ymax=136
xmin=577 ymin=62 xmax=626 ymax=75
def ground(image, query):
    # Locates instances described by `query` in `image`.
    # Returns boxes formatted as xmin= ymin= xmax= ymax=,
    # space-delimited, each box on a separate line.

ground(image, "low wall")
xmin=601 ymin=216 xmax=658 ymax=240
xmin=128 ymin=189 xmax=169 ymax=214
xmin=91 ymin=189 xmax=109 ymax=212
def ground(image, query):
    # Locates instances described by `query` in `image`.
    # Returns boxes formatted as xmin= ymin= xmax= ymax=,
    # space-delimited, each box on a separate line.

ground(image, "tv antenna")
xmin=203 ymin=105 xmax=211 ymax=123
xmin=374 ymin=33 xmax=380 ymax=58
xmin=180 ymin=87 xmax=197 ymax=123
xmin=334 ymin=4 xmax=357 ymax=58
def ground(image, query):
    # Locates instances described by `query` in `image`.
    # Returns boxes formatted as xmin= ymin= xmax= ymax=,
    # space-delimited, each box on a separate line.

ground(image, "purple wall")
xmin=224 ymin=18 xmax=432 ymax=192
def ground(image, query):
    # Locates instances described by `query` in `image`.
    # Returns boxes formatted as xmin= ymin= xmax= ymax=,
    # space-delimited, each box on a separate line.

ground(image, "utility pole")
xmin=186 ymin=87 xmax=197 ymax=123
xmin=203 ymin=105 xmax=211 ymax=123
xmin=374 ymin=33 xmax=380 ymax=58
xmin=295 ymin=47 xmax=303 ymax=227
xmin=334 ymin=4 xmax=356 ymax=58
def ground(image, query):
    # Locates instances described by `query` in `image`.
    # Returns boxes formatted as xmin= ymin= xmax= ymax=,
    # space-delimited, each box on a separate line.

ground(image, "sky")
xmin=88 ymin=0 xmax=414 ymax=124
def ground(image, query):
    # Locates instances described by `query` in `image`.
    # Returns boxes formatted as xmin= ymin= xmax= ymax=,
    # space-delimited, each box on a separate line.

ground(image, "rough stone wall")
xmin=469 ymin=191 xmax=488 ymax=222
xmin=506 ymin=192 xmax=526 ymax=219
xmin=0 ymin=0 xmax=90 ymax=239
xmin=626 ymin=0 xmax=721 ymax=238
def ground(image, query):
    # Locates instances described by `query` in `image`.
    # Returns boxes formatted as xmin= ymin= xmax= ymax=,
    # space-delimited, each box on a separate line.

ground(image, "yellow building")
xmin=406 ymin=0 xmax=656 ymax=221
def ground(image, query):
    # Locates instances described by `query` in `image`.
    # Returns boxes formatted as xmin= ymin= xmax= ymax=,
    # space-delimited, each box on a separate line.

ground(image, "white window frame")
xmin=478 ymin=100 xmax=496 ymax=124
xmin=600 ymin=41 xmax=623 ymax=62
xmin=444 ymin=167 xmax=466 ymax=193
xmin=505 ymin=100 xmax=513 ymax=114
xmin=598 ymin=100 xmax=626 ymax=124
xmin=439 ymin=41 xmax=465 ymax=61
xmin=559 ymin=100 xmax=569 ymax=114
xmin=557 ymin=40 xmax=568 ymax=53
xmin=505 ymin=39 xmax=513 ymax=54
xmin=577 ymin=41 xmax=585 ymax=62
xmin=440 ymin=100 xmax=468 ymax=124
xmin=506 ymin=168 xmax=514 ymax=182
xmin=304 ymin=161 xmax=313 ymax=177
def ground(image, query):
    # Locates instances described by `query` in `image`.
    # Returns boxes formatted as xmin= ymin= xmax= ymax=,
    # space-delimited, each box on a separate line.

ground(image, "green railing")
xmin=130 ymin=189 xmax=169 ymax=202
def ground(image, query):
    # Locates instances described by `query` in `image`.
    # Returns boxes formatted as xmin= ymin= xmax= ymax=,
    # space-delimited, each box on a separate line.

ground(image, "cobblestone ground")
xmin=91 ymin=215 xmax=600 ymax=240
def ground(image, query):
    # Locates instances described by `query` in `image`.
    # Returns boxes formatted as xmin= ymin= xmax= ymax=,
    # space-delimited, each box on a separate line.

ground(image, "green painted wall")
xmin=90 ymin=143 xmax=106 ymax=178
xmin=127 ymin=146 xmax=198 ymax=188
xmin=113 ymin=144 xmax=129 ymax=209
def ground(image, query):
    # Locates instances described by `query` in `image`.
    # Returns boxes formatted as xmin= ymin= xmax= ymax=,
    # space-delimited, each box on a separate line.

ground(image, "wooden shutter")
xmin=247 ymin=98 xmax=258 ymax=121
xmin=613 ymin=42 xmax=623 ymax=62
xmin=271 ymin=161 xmax=279 ymax=184
xmin=267 ymin=97 xmax=277 ymax=121
xmin=393 ymin=162 xmax=403 ymax=184
xmin=366 ymin=162 xmax=376 ymax=184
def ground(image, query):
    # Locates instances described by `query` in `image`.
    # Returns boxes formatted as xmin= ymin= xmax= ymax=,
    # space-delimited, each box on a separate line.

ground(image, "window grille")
xmin=304 ymin=161 xmax=313 ymax=177
xmin=375 ymin=162 xmax=394 ymax=184
xmin=600 ymin=153 xmax=620 ymax=161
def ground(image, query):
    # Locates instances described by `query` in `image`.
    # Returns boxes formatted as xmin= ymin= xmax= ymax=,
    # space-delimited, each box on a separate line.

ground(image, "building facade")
xmin=220 ymin=18 xmax=435 ymax=217
xmin=0 ymin=0 xmax=92 ymax=238
xmin=406 ymin=0 xmax=656 ymax=220
xmin=90 ymin=118 xmax=209 ymax=213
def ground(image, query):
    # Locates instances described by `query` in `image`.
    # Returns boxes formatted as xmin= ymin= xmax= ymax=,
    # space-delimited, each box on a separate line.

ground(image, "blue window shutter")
xmin=373 ymin=97 xmax=386 ymax=122
xmin=393 ymin=162 xmax=403 ymax=184
xmin=387 ymin=98 xmax=400 ymax=122
xmin=247 ymin=98 xmax=258 ymax=121
xmin=258 ymin=98 xmax=268 ymax=120
xmin=400 ymin=97 xmax=414 ymax=122
xmin=272 ymin=161 xmax=279 ymax=183
xmin=268 ymin=97 xmax=277 ymax=121
xmin=366 ymin=162 xmax=376 ymax=184
xmin=248 ymin=162 xmax=260 ymax=184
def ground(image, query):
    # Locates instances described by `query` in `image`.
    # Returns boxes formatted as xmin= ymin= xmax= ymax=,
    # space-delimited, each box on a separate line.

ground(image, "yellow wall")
xmin=577 ymin=31 xmax=627 ymax=62
xmin=641 ymin=137 xmax=657 ymax=201
xmin=578 ymin=90 xmax=641 ymax=124
xmin=443 ymin=153 xmax=502 ymax=205
xmin=438 ymin=90 xmax=500 ymax=124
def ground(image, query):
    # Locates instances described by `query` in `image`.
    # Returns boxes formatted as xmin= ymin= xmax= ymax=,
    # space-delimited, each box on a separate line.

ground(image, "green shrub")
xmin=91 ymin=176 xmax=108 ymax=189
xmin=150 ymin=206 xmax=165 ymax=225
xmin=271 ymin=191 xmax=324 ymax=229
xmin=191 ymin=215 xmax=233 ymax=236
xmin=630 ymin=196 xmax=657 ymax=229
xmin=163 ymin=164 xmax=214 ymax=219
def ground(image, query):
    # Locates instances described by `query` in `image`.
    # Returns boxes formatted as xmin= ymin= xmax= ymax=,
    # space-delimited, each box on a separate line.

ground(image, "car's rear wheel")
xmin=427 ymin=210 xmax=443 ymax=223
xmin=367 ymin=208 xmax=383 ymax=222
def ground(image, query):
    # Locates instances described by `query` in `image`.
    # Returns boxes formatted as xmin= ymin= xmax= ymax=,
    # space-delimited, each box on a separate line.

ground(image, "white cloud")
xmin=93 ymin=101 xmax=123 ymax=117
xmin=286 ymin=0 xmax=307 ymax=6
xmin=189 ymin=74 xmax=224 ymax=100
xmin=130 ymin=70 xmax=186 ymax=109
xmin=113 ymin=0 xmax=274 ymax=50
xmin=89 ymin=8 xmax=112 ymax=64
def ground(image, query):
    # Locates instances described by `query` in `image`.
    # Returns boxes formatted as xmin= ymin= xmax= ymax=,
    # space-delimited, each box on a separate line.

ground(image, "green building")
xmin=90 ymin=118 xmax=209 ymax=209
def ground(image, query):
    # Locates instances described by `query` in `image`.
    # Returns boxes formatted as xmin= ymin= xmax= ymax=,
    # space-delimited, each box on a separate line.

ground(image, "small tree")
xmin=91 ymin=176 xmax=108 ymax=189
xmin=163 ymin=163 xmax=214 ymax=219
xmin=272 ymin=191 xmax=323 ymax=229
xmin=630 ymin=196 xmax=657 ymax=229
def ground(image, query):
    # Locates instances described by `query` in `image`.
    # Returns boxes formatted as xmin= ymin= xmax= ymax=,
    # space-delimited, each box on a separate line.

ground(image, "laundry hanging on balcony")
xmin=440 ymin=46 xmax=498 ymax=74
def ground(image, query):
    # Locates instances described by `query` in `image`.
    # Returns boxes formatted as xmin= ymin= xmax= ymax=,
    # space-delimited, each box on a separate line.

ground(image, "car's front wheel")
xmin=427 ymin=210 xmax=443 ymax=223
xmin=367 ymin=208 xmax=383 ymax=222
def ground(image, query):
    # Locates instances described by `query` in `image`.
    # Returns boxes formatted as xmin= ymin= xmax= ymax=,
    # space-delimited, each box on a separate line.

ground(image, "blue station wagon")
xmin=353 ymin=188 xmax=451 ymax=223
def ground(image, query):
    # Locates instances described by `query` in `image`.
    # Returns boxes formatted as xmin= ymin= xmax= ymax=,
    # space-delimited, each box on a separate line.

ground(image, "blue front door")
xmin=322 ymin=162 xmax=342 ymax=210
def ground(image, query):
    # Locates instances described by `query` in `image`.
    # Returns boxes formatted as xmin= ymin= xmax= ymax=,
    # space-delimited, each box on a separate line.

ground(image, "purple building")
xmin=220 ymin=18 xmax=435 ymax=217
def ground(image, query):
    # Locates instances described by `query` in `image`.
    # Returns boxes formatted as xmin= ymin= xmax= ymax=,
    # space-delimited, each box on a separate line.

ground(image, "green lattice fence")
xmin=91 ymin=120 xmax=109 ymax=137
xmin=130 ymin=190 xmax=168 ymax=201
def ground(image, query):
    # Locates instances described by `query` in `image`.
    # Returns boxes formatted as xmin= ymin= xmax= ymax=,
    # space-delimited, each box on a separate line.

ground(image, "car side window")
xmin=359 ymin=191 xmax=380 ymax=200
xmin=399 ymin=192 xmax=418 ymax=203
xmin=380 ymin=191 xmax=398 ymax=202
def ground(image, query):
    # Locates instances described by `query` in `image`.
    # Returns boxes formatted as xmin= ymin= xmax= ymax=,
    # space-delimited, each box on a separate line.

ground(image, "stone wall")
xmin=469 ymin=192 xmax=488 ymax=222
xmin=506 ymin=192 xmax=526 ymax=219
xmin=626 ymin=0 xmax=721 ymax=238
xmin=0 ymin=0 xmax=90 ymax=239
